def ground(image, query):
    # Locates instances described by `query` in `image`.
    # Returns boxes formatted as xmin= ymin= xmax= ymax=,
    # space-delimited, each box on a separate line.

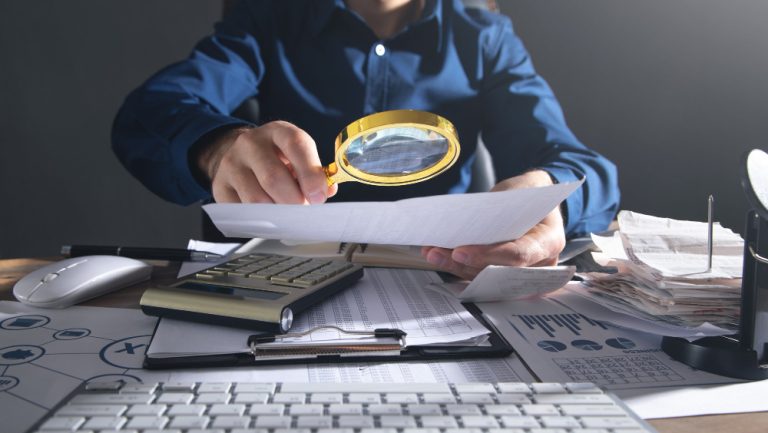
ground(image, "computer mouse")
xmin=13 ymin=255 xmax=152 ymax=308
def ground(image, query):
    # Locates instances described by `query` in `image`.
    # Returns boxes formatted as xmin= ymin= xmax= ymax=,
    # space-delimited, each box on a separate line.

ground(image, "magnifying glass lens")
xmin=344 ymin=126 xmax=449 ymax=176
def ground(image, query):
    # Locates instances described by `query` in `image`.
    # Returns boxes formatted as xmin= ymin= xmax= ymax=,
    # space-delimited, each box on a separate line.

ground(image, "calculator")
xmin=140 ymin=253 xmax=364 ymax=333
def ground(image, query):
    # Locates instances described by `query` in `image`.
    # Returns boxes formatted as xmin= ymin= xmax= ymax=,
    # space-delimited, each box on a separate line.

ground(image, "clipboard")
xmin=142 ymin=303 xmax=513 ymax=369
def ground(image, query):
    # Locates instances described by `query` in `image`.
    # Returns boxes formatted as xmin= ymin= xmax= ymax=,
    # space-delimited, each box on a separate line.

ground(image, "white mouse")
xmin=13 ymin=255 xmax=153 ymax=308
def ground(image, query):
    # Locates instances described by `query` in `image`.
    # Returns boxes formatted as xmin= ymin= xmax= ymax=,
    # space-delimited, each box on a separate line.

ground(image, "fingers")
xmin=208 ymin=121 xmax=330 ymax=204
xmin=267 ymin=122 xmax=330 ymax=204
xmin=422 ymin=246 xmax=484 ymax=280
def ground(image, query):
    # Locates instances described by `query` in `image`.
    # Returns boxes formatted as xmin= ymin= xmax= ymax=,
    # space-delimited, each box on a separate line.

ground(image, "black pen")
xmin=61 ymin=245 xmax=224 ymax=262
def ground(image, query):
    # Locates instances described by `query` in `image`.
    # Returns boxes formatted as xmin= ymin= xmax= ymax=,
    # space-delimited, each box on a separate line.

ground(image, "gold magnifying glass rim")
xmin=325 ymin=109 xmax=460 ymax=186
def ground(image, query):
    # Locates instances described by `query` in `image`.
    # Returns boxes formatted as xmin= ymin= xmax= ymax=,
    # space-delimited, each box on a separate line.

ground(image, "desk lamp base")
xmin=661 ymin=336 xmax=768 ymax=380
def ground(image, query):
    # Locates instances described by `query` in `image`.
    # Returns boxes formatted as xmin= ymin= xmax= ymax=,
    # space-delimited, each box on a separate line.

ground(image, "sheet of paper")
xmin=177 ymin=240 xmax=243 ymax=277
xmin=148 ymin=268 xmax=491 ymax=358
xmin=203 ymin=180 xmax=583 ymax=248
xmin=617 ymin=211 xmax=744 ymax=279
xmin=476 ymin=293 xmax=759 ymax=419
xmin=0 ymin=301 xmax=532 ymax=433
xmin=446 ymin=265 xmax=575 ymax=303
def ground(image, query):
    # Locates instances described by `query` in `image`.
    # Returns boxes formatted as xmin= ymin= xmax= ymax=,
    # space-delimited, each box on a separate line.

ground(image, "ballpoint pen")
xmin=60 ymin=245 xmax=224 ymax=262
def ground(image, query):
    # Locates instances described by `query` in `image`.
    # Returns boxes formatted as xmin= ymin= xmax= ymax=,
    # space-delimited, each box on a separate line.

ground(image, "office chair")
xmin=203 ymin=0 xmax=497 ymax=241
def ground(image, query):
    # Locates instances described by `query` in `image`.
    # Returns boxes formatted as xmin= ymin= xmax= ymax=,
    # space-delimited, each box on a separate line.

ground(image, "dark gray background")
xmin=1 ymin=0 xmax=766 ymax=258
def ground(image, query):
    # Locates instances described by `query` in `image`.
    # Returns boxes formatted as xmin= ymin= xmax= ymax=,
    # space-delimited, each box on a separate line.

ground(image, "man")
xmin=112 ymin=0 xmax=620 ymax=279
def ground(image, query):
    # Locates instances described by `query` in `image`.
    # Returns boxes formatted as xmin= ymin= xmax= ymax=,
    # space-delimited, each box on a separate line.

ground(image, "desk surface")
xmin=1 ymin=258 xmax=766 ymax=433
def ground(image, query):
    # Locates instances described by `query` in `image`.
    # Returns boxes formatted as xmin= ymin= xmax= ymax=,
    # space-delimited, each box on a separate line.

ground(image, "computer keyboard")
xmin=30 ymin=381 xmax=657 ymax=433
xmin=140 ymin=253 xmax=364 ymax=332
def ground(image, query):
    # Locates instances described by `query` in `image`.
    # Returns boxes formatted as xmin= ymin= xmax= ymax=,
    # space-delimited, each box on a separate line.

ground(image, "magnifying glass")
xmin=324 ymin=110 xmax=460 ymax=186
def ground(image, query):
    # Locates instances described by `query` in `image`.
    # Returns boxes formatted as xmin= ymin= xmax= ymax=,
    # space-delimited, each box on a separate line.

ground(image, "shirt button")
xmin=374 ymin=43 xmax=386 ymax=56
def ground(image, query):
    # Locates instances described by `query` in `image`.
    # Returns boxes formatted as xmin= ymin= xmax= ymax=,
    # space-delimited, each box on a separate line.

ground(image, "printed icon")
xmin=0 ymin=315 xmax=50 ymax=330
xmin=0 ymin=345 xmax=45 ymax=365
xmin=571 ymin=339 xmax=603 ymax=351
xmin=605 ymin=337 xmax=636 ymax=350
xmin=537 ymin=340 xmax=567 ymax=352
xmin=54 ymin=328 xmax=91 ymax=340
xmin=0 ymin=376 xmax=19 ymax=392
xmin=2 ymin=349 xmax=34 ymax=360
xmin=100 ymin=336 xmax=152 ymax=369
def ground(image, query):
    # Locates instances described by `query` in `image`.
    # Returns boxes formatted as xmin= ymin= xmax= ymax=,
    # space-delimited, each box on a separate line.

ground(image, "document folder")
xmin=142 ymin=303 xmax=513 ymax=369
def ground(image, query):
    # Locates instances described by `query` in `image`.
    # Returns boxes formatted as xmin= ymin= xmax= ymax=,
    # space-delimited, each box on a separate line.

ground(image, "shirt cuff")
xmin=170 ymin=113 xmax=255 ymax=203
xmin=539 ymin=166 xmax=584 ymax=237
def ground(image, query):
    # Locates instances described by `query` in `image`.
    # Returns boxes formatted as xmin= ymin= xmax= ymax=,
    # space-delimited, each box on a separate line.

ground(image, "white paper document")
xmin=476 ymin=291 xmax=764 ymax=419
xmin=428 ymin=265 xmax=575 ymax=303
xmin=203 ymin=180 xmax=583 ymax=248
xmin=148 ymin=268 xmax=491 ymax=358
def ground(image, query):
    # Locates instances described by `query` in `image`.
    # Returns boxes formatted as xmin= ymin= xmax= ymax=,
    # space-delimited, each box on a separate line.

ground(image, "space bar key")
xmin=280 ymin=383 xmax=451 ymax=393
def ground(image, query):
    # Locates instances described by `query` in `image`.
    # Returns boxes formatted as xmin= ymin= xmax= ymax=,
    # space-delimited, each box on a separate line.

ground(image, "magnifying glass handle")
xmin=324 ymin=163 xmax=354 ymax=186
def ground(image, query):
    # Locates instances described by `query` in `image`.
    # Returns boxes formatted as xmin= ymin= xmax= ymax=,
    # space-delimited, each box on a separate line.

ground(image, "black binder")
xmin=142 ymin=303 xmax=513 ymax=369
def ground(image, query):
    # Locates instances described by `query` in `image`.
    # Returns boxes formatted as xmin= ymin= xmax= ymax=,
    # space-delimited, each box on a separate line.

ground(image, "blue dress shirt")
xmin=112 ymin=0 xmax=620 ymax=237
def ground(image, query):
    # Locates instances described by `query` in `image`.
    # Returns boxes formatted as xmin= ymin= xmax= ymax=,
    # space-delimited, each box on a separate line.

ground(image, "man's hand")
xmin=421 ymin=170 xmax=566 ymax=280
xmin=196 ymin=121 xmax=337 ymax=204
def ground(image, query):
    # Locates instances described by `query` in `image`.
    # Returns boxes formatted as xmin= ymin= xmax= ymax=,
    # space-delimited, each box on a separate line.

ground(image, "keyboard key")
xmin=497 ymin=383 xmax=531 ymax=394
xmin=234 ymin=392 xmax=270 ymax=404
xmin=347 ymin=393 xmax=381 ymax=404
xmin=329 ymin=404 xmax=364 ymax=415
xmin=120 ymin=384 xmax=158 ymax=394
xmin=70 ymin=393 xmax=154 ymax=405
xmin=198 ymin=383 xmax=231 ymax=393
xmin=296 ymin=415 xmax=334 ymax=428
xmin=273 ymin=392 xmax=306 ymax=404
xmin=444 ymin=404 xmax=482 ymax=415
xmin=81 ymin=417 xmax=126 ymax=430
xmin=500 ymin=415 xmax=541 ymax=428
xmin=208 ymin=403 xmax=246 ymax=416
xmin=311 ymin=393 xmax=344 ymax=404
xmin=521 ymin=404 xmax=560 ymax=416
xmin=249 ymin=404 xmax=285 ymax=415
xmin=290 ymin=404 xmax=324 ymax=415
xmin=168 ymin=415 xmax=210 ymax=429
xmin=461 ymin=415 xmax=500 ymax=428
xmin=580 ymin=417 xmax=642 ymax=429
xmin=406 ymin=403 xmax=442 ymax=415
xmin=496 ymin=394 xmax=532 ymax=404
xmin=540 ymin=415 xmax=581 ymax=428
xmin=484 ymin=404 xmax=521 ymax=416
xmin=126 ymin=404 xmax=166 ymax=416
xmin=156 ymin=393 xmax=195 ymax=405
xmin=211 ymin=416 xmax=251 ymax=428
xmin=454 ymin=383 xmax=496 ymax=394
xmin=236 ymin=383 xmax=276 ymax=394
xmin=419 ymin=416 xmax=458 ymax=428
xmin=125 ymin=416 xmax=169 ymax=430
xmin=56 ymin=404 xmax=126 ymax=417
xmin=167 ymin=404 xmax=206 ymax=416
xmin=565 ymin=383 xmax=603 ymax=394
xmin=254 ymin=415 xmax=292 ymax=428
xmin=338 ymin=415 xmax=375 ymax=428
xmin=422 ymin=393 xmax=456 ymax=404
xmin=531 ymin=383 xmax=567 ymax=394
xmin=534 ymin=394 xmax=613 ymax=405
xmin=385 ymin=393 xmax=419 ymax=403
xmin=379 ymin=415 xmax=417 ymax=428
xmin=194 ymin=393 xmax=230 ymax=404
xmin=368 ymin=404 xmax=404 ymax=415
xmin=39 ymin=416 xmax=85 ymax=430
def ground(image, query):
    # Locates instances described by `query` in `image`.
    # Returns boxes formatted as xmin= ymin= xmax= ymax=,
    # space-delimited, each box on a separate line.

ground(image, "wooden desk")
xmin=2 ymin=258 xmax=766 ymax=433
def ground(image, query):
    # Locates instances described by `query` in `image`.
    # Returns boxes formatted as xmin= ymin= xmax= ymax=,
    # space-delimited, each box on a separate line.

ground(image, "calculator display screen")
xmin=177 ymin=281 xmax=286 ymax=300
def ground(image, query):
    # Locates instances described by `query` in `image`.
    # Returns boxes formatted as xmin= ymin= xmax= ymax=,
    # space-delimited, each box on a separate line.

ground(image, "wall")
xmin=501 ymin=0 xmax=768 ymax=234
xmin=0 ymin=0 xmax=220 ymax=258
xmin=1 ymin=0 xmax=766 ymax=258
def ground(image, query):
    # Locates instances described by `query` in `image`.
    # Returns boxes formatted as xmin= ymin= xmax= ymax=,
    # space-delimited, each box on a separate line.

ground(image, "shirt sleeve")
xmin=111 ymin=2 xmax=264 ymax=205
xmin=478 ymin=17 xmax=620 ymax=237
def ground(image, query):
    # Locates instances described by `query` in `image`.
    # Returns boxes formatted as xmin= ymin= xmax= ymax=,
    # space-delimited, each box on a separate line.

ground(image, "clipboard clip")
xmin=247 ymin=326 xmax=408 ymax=359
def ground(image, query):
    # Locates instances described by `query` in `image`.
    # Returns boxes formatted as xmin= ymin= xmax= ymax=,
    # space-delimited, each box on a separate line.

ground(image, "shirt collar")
xmin=308 ymin=0 xmax=444 ymax=51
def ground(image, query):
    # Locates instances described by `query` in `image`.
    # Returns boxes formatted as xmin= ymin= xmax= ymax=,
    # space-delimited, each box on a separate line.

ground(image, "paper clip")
xmin=247 ymin=326 xmax=407 ymax=359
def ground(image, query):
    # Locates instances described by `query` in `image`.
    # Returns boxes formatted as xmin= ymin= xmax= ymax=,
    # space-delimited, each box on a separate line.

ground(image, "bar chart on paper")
xmin=481 ymin=297 xmax=737 ymax=391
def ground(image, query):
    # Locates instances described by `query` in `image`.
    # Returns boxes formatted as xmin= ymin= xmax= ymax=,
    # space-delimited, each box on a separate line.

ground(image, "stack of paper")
xmin=573 ymin=211 xmax=744 ymax=331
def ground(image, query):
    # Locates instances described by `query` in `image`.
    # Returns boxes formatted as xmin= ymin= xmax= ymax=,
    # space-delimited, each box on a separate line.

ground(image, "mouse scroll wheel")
xmin=42 ymin=272 xmax=59 ymax=283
